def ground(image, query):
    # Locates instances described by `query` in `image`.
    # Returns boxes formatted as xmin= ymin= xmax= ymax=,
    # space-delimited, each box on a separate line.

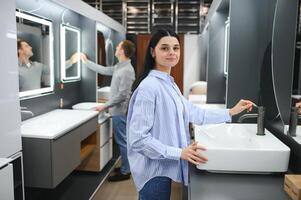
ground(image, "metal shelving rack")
xmin=126 ymin=0 xmax=150 ymax=34
xmin=82 ymin=0 xmax=102 ymax=10
xmin=152 ymin=0 xmax=175 ymax=32
xmin=82 ymin=0 xmax=211 ymax=34
xmin=176 ymin=0 xmax=200 ymax=34
xmin=101 ymin=0 xmax=124 ymax=25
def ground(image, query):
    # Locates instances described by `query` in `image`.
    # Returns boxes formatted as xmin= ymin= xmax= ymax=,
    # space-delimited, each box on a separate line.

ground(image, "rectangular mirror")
xmin=16 ymin=11 xmax=54 ymax=99
xmin=60 ymin=24 xmax=81 ymax=82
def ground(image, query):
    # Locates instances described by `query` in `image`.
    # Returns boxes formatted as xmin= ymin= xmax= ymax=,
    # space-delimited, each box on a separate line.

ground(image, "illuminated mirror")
xmin=16 ymin=11 xmax=54 ymax=98
xmin=60 ymin=24 xmax=81 ymax=82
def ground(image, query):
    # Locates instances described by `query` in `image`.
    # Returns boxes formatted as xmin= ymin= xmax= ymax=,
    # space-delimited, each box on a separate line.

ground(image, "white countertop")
xmin=21 ymin=109 xmax=98 ymax=139
xmin=0 ymin=158 xmax=12 ymax=168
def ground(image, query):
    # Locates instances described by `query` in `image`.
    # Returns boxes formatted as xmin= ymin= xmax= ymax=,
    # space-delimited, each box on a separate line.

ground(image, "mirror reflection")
xmin=105 ymin=38 xmax=114 ymax=66
xmin=16 ymin=11 xmax=54 ymax=98
xmin=60 ymin=24 xmax=81 ymax=82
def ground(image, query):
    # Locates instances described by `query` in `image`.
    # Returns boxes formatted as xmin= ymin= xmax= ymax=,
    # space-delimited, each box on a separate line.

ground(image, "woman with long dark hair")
xmin=127 ymin=29 xmax=254 ymax=200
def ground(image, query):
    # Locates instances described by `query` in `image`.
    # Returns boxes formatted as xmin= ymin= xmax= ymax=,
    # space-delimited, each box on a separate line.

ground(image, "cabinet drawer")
xmin=80 ymin=117 xmax=98 ymax=141
xmin=100 ymin=139 xmax=113 ymax=170
xmin=52 ymin=128 xmax=81 ymax=187
xmin=99 ymin=119 xmax=112 ymax=147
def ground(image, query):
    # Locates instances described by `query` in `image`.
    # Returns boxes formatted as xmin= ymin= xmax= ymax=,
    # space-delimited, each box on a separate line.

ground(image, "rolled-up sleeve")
xmin=183 ymin=98 xmax=232 ymax=125
xmin=128 ymin=88 xmax=182 ymax=160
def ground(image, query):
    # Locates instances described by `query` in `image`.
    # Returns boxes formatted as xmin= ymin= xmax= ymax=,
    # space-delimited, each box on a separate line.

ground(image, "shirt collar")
xmin=149 ymin=70 xmax=175 ymax=83
xmin=18 ymin=59 xmax=32 ymax=68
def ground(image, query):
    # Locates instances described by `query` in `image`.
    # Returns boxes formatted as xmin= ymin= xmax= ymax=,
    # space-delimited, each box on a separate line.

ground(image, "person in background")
xmin=127 ymin=29 xmax=254 ymax=200
xmin=17 ymin=38 xmax=78 ymax=91
xmin=81 ymin=40 xmax=135 ymax=182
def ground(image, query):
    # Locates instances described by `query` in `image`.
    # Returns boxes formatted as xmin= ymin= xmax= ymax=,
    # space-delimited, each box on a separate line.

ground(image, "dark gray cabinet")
xmin=22 ymin=116 xmax=97 ymax=188
xmin=52 ymin=128 xmax=81 ymax=187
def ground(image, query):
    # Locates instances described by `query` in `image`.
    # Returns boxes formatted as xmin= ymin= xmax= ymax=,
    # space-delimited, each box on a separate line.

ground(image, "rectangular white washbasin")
xmin=97 ymin=86 xmax=111 ymax=100
xmin=21 ymin=109 xmax=98 ymax=139
xmin=284 ymin=125 xmax=301 ymax=144
xmin=194 ymin=123 xmax=290 ymax=173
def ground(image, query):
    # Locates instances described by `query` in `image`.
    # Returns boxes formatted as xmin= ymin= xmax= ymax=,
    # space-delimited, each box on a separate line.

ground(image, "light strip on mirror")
xmin=60 ymin=24 xmax=66 ymax=81
xmin=16 ymin=11 xmax=54 ymax=99
xmin=60 ymin=24 xmax=81 ymax=82
xmin=223 ymin=20 xmax=230 ymax=77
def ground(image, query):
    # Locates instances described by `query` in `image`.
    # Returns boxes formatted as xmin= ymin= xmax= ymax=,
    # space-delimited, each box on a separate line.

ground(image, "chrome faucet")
xmin=20 ymin=106 xmax=34 ymax=121
xmin=238 ymin=106 xmax=265 ymax=136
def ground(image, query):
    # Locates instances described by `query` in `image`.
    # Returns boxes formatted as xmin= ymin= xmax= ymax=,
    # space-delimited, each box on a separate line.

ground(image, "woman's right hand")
xmin=180 ymin=142 xmax=208 ymax=165
xmin=229 ymin=99 xmax=254 ymax=116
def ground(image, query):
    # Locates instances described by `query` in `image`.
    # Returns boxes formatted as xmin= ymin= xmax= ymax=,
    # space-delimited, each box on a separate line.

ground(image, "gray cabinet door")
xmin=0 ymin=164 xmax=14 ymax=200
xmin=52 ymin=128 xmax=81 ymax=187
xmin=0 ymin=0 xmax=22 ymax=158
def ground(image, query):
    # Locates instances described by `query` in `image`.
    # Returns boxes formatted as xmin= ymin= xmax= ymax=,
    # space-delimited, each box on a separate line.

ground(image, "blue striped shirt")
xmin=127 ymin=70 xmax=231 ymax=191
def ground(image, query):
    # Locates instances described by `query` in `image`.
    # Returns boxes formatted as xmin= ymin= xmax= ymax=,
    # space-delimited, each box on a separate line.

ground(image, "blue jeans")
xmin=139 ymin=177 xmax=172 ymax=200
xmin=112 ymin=115 xmax=130 ymax=174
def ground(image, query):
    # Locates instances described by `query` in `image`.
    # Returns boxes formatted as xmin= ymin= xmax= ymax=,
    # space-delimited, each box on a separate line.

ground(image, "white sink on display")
xmin=97 ymin=86 xmax=111 ymax=100
xmin=284 ymin=125 xmax=301 ymax=144
xmin=194 ymin=123 xmax=290 ymax=173
xmin=72 ymin=102 xmax=110 ymax=123
xmin=21 ymin=109 xmax=98 ymax=139
xmin=194 ymin=103 xmax=226 ymax=109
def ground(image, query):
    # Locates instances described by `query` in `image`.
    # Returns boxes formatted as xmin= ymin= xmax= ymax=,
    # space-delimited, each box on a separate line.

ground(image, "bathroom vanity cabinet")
xmin=77 ymin=116 xmax=113 ymax=172
xmin=21 ymin=109 xmax=99 ymax=188
xmin=189 ymin=167 xmax=290 ymax=200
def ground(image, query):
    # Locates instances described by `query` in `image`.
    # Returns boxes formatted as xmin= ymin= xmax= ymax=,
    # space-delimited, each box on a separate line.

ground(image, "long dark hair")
xmin=132 ymin=29 xmax=180 ymax=92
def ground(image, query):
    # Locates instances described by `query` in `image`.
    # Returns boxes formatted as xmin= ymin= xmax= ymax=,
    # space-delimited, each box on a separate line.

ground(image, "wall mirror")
xmin=60 ymin=24 xmax=81 ymax=82
xmin=16 ymin=11 xmax=54 ymax=99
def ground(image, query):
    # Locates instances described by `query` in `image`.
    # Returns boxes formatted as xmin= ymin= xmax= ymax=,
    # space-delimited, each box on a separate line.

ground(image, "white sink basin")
xmin=97 ymin=86 xmax=111 ymax=100
xmin=194 ymin=103 xmax=226 ymax=109
xmin=194 ymin=123 xmax=290 ymax=173
xmin=284 ymin=125 xmax=301 ymax=144
xmin=21 ymin=109 xmax=98 ymax=139
xmin=72 ymin=102 xmax=111 ymax=124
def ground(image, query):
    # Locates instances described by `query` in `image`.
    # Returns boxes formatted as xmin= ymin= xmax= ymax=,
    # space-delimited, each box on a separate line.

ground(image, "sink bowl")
xmin=194 ymin=123 xmax=290 ymax=173
xmin=284 ymin=125 xmax=301 ymax=144
xmin=21 ymin=109 xmax=98 ymax=139
xmin=194 ymin=103 xmax=226 ymax=109
xmin=97 ymin=86 xmax=111 ymax=100
xmin=72 ymin=102 xmax=107 ymax=119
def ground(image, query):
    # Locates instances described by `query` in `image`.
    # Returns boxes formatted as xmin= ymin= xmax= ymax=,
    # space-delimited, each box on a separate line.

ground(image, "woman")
xmin=127 ymin=29 xmax=253 ymax=200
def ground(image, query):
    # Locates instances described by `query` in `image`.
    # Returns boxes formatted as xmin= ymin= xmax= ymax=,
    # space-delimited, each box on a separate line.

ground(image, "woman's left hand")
xmin=229 ymin=99 xmax=254 ymax=116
